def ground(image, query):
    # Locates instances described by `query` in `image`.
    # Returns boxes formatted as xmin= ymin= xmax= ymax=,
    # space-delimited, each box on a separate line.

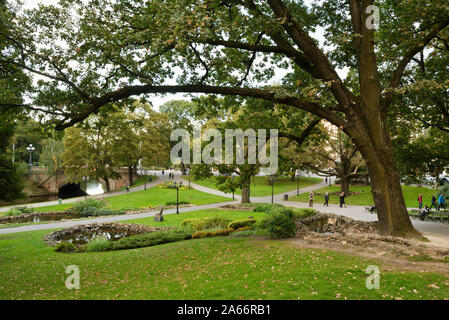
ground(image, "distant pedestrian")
xmin=430 ymin=195 xmax=437 ymax=210
xmin=325 ymin=177 xmax=328 ymax=184
xmin=323 ymin=192 xmax=329 ymax=206
xmin=418 ymin=194 xmax=423 ymax=209
xmin=162 ymin=169 xmax=165 ymax=176
xmin=438 ymin=193 xmax=446 ymax=211
xmin=339 ymin=192 xmax=346 ymax=208
xmin=309 ymin=192 xmax=314 ymax=207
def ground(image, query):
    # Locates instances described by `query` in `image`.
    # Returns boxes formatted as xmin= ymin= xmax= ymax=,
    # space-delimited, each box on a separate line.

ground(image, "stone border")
xmin=43 ymin=222 xmax=172 ymax=246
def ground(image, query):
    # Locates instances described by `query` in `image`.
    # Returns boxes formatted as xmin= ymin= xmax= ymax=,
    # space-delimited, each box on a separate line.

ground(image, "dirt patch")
xmin=290 ymin=213 xmax=449 ymax=275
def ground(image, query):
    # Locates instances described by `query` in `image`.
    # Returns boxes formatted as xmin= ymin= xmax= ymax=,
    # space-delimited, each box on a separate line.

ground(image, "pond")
xmin=45 ymin=223 xmax=171 ymax=246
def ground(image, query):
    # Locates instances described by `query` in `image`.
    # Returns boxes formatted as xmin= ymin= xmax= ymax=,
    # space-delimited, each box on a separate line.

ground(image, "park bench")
xmin=408 ymin=209 xmax=449 ymax=224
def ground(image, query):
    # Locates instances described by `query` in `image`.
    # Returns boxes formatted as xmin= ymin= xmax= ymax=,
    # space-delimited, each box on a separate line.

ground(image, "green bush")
xmin=4 ymin=208 xmax=23 ymax=216
xmin=181 ymin=217 xmax=231 ymax=231
xmin=54 ymin=241 xmax=76 ymax=253
xmin=110 ymin=228 xmax=192 ymax=251
xmin=293 ymin=208 xmax=317 ymax=219
xmin=191 ymin=227 xmax=251 ymax=239
xmin=67 ymin=198 xmax=105 ymax=216
xmin=87 ymin=237 xmax=113 ymax=252
xmin=165 ymin=200 xmax=190 ymax=206
xmin=275 ymin=207 xmax=294 ymax=218
xmin=264 ymin=212 xmax=296 ymax=239
xmin=65 ymin=199 xmax=124 ymax=217
xmin=3 ymin=206 xmax=34 ymax=216
xmin=227 ymin=218 xmax=256 ymax=229
xmin=253 ymin=203 xmax=283 ymax=212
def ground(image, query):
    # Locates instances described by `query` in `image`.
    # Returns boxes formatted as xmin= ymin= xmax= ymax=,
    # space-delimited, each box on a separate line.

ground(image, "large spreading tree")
xmin=1 ymin=0 xmax=448 ymax=238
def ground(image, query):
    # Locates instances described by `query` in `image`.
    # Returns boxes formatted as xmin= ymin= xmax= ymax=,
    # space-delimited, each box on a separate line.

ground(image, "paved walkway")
xmin=1 ymin=175 xmax=449 ymax=240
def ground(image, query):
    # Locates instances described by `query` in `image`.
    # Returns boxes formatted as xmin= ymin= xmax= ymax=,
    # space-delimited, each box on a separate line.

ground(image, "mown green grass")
xmin=289 ymin=185 xmax=439 ymax=208
xmin=185 ymin=176 xmax=322 ymax=197
xmin=27 ymin=187 xmax=231 ymax=213
xmin=119 ymin=175 xmax=157 ymax=190
xmin=1 ymin=223 xmax=448 ymax=300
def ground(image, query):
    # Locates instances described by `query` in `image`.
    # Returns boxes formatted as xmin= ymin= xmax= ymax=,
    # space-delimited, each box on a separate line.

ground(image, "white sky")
xmin=20 ymin=0 xmax=346 ymax=110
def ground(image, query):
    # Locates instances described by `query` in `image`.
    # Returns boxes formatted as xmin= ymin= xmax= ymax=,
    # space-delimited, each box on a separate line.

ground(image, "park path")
xmin=1 ymin=174 xmax=449 ymax=239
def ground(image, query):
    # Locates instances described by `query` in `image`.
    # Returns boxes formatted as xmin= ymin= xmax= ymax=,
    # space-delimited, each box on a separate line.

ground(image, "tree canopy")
xmin=1 ymin=0 xmax=448 ymax=237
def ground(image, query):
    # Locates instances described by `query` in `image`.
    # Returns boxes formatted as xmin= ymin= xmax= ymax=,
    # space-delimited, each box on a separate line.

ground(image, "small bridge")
xmin=26 ymin=167 xmax=136 ymax=194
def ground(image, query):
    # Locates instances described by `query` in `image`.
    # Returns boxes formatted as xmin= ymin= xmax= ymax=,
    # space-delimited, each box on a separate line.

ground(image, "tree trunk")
xmin=340 ymin=176 xmax=350 ymax=194
xmin=241 ymin=176 xmax=251 ymax=204
xmin=103 ymin=176 xmax=111 ymax=193
xmin=128 ymin=165 xmax=134 ymax=186
xmin=348 ymin=121 xmax=421 ymax=239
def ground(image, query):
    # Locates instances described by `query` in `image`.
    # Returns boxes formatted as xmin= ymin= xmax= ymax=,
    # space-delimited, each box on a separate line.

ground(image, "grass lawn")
xmin=185 ymin=175 xmax=322 ymax=197
xmin=119 ymin=175 xmax=157 ymax=190
xmin=1 ymin=208 xmax=448 ymax=300
xmin=27 ymin=186 xmax=231 ymax=213
xmin=288 ymin=185 xmax=439 ymax=208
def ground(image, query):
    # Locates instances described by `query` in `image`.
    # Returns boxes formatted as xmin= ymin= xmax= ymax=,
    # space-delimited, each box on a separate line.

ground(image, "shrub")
xmin=86 ymin=237 xmax=113 ymax=252
xmin=3 ymin=206 xmax=34 ymax=216
xmin=165 ymin=200 xmax=190 ymax=206
xmin=67 ymin=198 xmax=105 ymax=216
xmin=54 ymin=241 xmax=76 ymax=253
xmin=253 ymin=203 xmax=283 ymax=212
xmin=293 ymin=208 xmax=317 ymax=219
xmin=191 ymin=227 xmax=250 ymax=239
xmin=275 ymin=207 xmax=294 ymax=218
xmin=94 ymin=208 xmax=125 ymax=217
xmin=227 ymin=218 xmax=256 ymax=229
xmin=4 ymin=208 xmax=23 ymax=216
xmin=265 ymin=212 xmax=296 ymax=239
xmin=110 ymin=228 xmax=192 ymax=251
xmin=181 ymin=217 xmax=231 ymax=231
xmin=16 ymin=206 xmax=34 ymax=214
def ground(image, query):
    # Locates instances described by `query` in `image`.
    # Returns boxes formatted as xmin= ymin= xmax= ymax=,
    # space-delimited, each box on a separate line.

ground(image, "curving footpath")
xmin=1 ymin=175 xmax=449 ymax=239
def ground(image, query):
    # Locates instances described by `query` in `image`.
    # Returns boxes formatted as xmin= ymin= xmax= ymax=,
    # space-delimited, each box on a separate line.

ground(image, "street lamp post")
xmin=270 ymin=175 xmax=276 ymax=204
xmin=188 ymin=171 xmax=191 ymax=189
xmin=26 ymin=144 xmax=35 ymax=166
xmin=232 ymin=175 xmax=235 ymax=200
xmin=174 ymin=181 xmax=183 ymax=214
xmin=297 ymin=173 xmax=300 ymax=196
xmin=82 ymin=176 xmax=89 ymax=200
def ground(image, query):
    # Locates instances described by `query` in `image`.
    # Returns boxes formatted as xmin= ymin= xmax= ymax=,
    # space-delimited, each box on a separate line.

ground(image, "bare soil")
xmin=289 ymin=213 xmax=449 ymax=275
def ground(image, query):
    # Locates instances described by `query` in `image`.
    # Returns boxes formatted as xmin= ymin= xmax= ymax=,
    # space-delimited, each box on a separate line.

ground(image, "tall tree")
xmin=3 ymin=0 xmax=449 ymax=237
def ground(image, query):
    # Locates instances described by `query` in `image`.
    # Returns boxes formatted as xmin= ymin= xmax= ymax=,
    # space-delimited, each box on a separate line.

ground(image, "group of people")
xmin=162 ymin=169 xmax=176 ymax=180
xmin=418 ymin=193 xmax=446 ymax=211
xmin=308 ymin=191 xmax=346 ymax=208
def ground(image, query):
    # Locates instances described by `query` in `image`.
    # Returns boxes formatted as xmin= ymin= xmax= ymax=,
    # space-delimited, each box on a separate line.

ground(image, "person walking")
xmin=339 ymin=192 xmax=346 ymax=208
xmin=438 ymin=193 xmax=446 ymax=211
xmin=162 ymin=169 xmax=165 ymax=176
xmin=323 ymin=192 xmax=329 ymax=206
xmin=430 ymin=194 xmax=437 ymax=210
xmin=418 ymin=194 xmax=423 ymax=209
xmin=309 ymin=192 xmax=314 ymax=207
